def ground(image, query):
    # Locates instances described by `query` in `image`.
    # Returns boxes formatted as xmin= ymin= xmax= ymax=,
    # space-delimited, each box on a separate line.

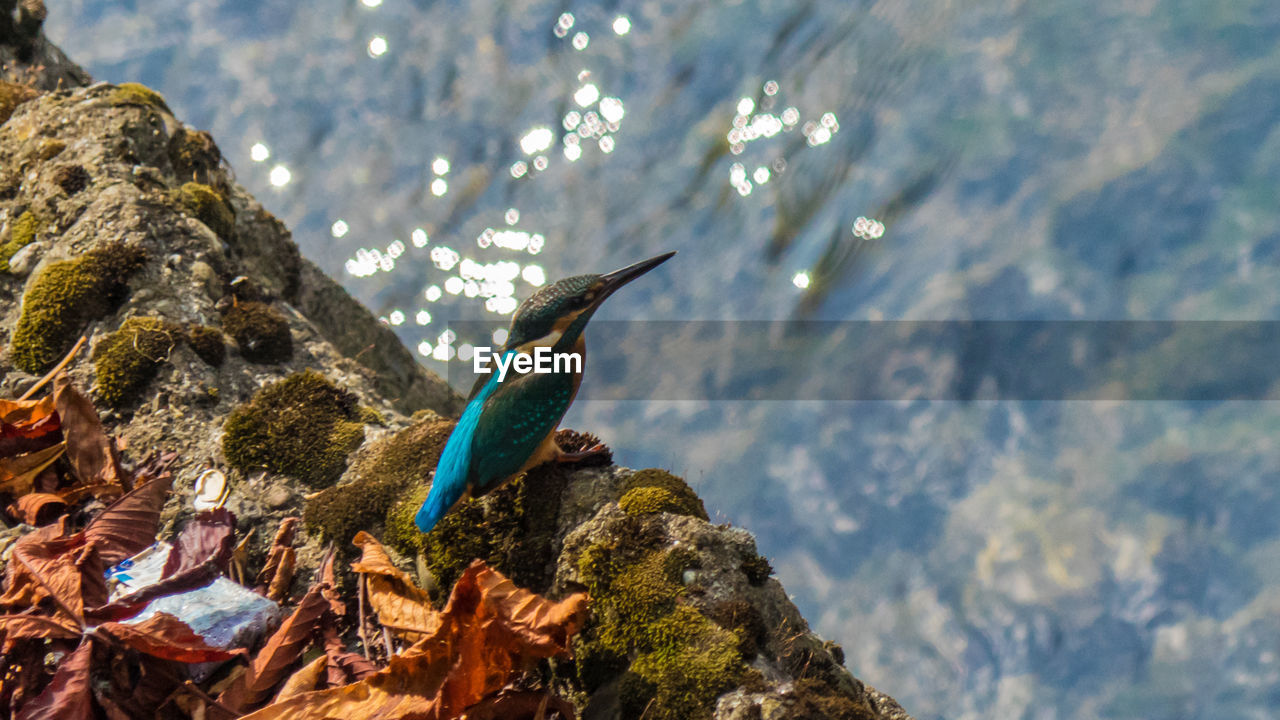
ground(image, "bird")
xmin=415 ymin=251 xmax=676 ymax=533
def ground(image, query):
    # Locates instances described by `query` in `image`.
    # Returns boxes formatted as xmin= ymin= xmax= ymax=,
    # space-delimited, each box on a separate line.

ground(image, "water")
xmin=48 ymin=2 xmax=1280 ymax=717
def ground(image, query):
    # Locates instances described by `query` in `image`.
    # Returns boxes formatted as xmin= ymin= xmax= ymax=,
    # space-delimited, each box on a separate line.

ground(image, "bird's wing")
xmin=467 ymin=368 xmax=576 ymax=493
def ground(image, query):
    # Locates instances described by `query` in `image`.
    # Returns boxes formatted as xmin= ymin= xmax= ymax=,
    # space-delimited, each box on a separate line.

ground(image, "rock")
xmin=0 ymin=10 xmax=915 ymax=720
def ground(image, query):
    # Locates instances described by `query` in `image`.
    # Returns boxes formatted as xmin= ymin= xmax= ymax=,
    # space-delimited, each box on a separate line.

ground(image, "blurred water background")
xmin=48 ymin=1 xmax=1280 ymax=717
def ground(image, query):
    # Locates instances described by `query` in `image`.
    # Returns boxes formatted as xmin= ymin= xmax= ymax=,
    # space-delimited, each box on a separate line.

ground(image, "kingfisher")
xmin=415 ymin=251 xmax=676 ymax=533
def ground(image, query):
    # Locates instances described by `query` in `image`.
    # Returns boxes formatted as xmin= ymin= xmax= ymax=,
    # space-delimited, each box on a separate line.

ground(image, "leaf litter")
xmin=0 ymin=372 xmax=588 ymax=719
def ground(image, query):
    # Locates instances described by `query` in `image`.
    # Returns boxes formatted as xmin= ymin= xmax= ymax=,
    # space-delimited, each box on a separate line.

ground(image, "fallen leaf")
xmin=0 ymin=613 xmax=82 ymax=644
xmin=0 ymin=521 xmax=92 ymax=624
xmin=52 ymin=373 xmax=125 ymax=489
xmin=161 ymin=508 xmax=236 ymax=579
xmin=0 ymin=395 xmax=60 ymax=440
xmin=254 ymin=517 xmax=298 ymax=593
xmin=350 ymin=531 xmax=438 ymax=641
xmin=217 ymin=581 xmax=329 ymax=712
xmin=0 ymin=442 xmax=66 ymax=496
xmin=464 ymin=689 xmax=577 ymax=720
xmin=95 ymin=612 xmax=240 ymax=663
xmin=7 ymin=493 xmax=66 ymax=526
xmin=238 ymin=561 xmax=587 ymax=720
xmin=321 ymin=623 xmax=377 ymax=686
xmin=13 ymin=637 xmax=94 ymax=720
xmin=318 ymin=546 xmax=345 ymax=618
xmin=274 ymin=655 xmax=327 ymax=702
xmin=265 ymin=549 xmax=295 ymax=603
xmin=83 ymin=474 xmax=173 ymax=568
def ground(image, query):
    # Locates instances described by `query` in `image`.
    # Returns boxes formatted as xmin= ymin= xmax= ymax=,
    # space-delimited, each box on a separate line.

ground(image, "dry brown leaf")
xmin=13 ymin=637 xmax=94 ymax=720
xmin=273 ymin=655 xmax=327 ymax=702
xmin=217 ymin=581 xmax=329 ymax=713
xmin=0 ymin=395 xmax=59 ymax=439
xmin=254 ymin=517 xmax=298 ymax=594
xmin=0 ymin=521 xmax=93 ymax=624
xmin=82 ymin=474 xmax=172 ymax=568
xmin=238 ymin=560 xmax=587 ymax=720
xmin=321 ymin=623 xmax=377 ymax=686
xmin=265 ymin=548 xmax=296 ymax=603
xmin=0 ymin=613 xmax=82 ymax=644
xmin=7 ymin=493 xmax=66 ymax=526
xmin=0 ymin=442 xmax=65 ymax=496
xmin=52 ymin=373 xmax=125 ymax=489
xmin=350 ymin=531 xmax=439 ymax=641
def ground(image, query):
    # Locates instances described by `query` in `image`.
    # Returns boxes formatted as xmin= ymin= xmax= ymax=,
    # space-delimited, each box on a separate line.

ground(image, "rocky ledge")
xmin=0 ymin=4 xmax=912 ymax=719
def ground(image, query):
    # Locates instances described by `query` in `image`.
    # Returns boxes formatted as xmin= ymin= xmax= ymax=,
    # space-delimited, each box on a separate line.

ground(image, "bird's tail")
xmin=414 ymin=471 xmax=461 ymax=533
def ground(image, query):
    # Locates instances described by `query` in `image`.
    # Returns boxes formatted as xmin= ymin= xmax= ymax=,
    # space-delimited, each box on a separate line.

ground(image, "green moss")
xmin=305 ymin=417 xmax=453 ymax=549
xmin=10 ymin=243 xmax=146 ymax=373
xmin=622 ymin=469 xmax=708 ymax=521
xmin=222 ymin=301 xmax=292 ymax=364
xmin=574 ymin=519 xmax=748 ymax=720
xmin=92 ymin=317 xmax=178 ymax=408
xmin=222 ymin=370 xmax=365 ymax=487
xmin=740 ymin=552 xmax=773 ymax=586
xmin=174 ymin=182 xmax=235 ymax=240
xmin=1 ymin=210 xmax=39 ymax=272
xmin=0 ymin=81 xmax=38 ymax=125
xmin=705 ymin=600 xmax=768 ymax=659
xmin=108 ymin=82 xmax=172 ymax=113
xmin=358 ymin=405 xmax=387 ymax=426
xmin=186 ymin=325 xmax=226 ymax=366
xmin=413 ymin=462 xmax=571 ymax=597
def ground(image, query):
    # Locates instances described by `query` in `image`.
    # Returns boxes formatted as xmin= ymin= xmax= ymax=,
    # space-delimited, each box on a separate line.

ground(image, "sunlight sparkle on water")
xmin=268 ymin=165 xmax=291 ymax=187
xmin=361 ymin=0 xmax=381 ymax=7
xmin=368 ymin=36 xmax=388 ymax=57
xmin=493 ymin=328 xmax=509 ymax=345
xmin=853 ymin=216 xmax=886 ymax=239
xmin=430 ymin=246 xmax=460 ymax=271
xmin=754 ymin=167 xmax=770 ymax=184
xmin=432 ymin=157 xmax=450 ymax=175
xmin=430 ymin=178 xmax=448 ymax=196
xmin=574 ymin=84 xmax=600 ymax=107
xmin=389 ymin=310 xmax=405 ymax=326
xmin=331 ymin=219 xmax=349 ymax=238
xmin=599 ymin=136 xmax=615 ymax=153
xmin=564 ymin=144 xmax=582 ymax=161
xmin=444 ymin=277 xmax=464 ymax=295
xmin=424 ymin=285 xmax=442 ymax=302
xmin=572 ymin=32 xmax=589 ymax=50
xmin=520 ymin=127 xmax=555 ymax=154
xmin=793 ymin=272 xmax=811 ymax=289
xmin=510 ymin=161 xmax=528 ymax=178
xmin=599 ymin=97 xmax=625 ymax=123
xmin=613 ymin=16 xmax=631 ymax=35
xmin=411 ymin=228 xmax=428 ymax=247
xmin=522 ymin=265 xmax=546 ymax=286
xmin=417 ymin=341 xmax=432 ymax=357
xmin=250 ymin=143 xmax=269 ymax=162
xmin=505 ymin=208 xmax=520 ymax=225
xmin=416 ymin=310 xmax=431 ymax=325
xmin=737 ymin=98 xmax=755 ymax=116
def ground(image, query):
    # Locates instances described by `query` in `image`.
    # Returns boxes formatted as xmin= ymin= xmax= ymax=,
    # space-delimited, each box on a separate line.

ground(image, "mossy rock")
xmin=107 ymin=82 xmax=171 ymax=113
xmin=93 ymin=316 xmax=180 ymax=408
xmin=222 ymin=301 xmax=292 ymax=364
xmin=168 ymin=127 xmax=223 ymax=188
xmin=306 ymin=416 xmax=453 ymax=549
xmin=0 ymin=81 xmax=38 ymax=125
xmin=186 ymin=325 xmax=226 ymax=366
xmin=621 ymin=469 xmax=708 ymax=520
xmin=740 ymin=551 xmax=773 ymax=586
xmin=0 ymin=210 xmax=39 ymax=272
xmin=409 ymin=463 xmax=572 ymax=597
xmin=222 ymin=370 xmax=365 ymax=487
xmin=174 ymin=182 xmax=234 ymax=240
xmin=574 ymin=520 xmax=749 ymax=720
xmin=9 ymin=243 xmax=146 ymax=373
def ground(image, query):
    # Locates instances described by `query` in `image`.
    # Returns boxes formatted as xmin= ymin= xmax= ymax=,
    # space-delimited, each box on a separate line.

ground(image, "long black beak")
xmin=594 ymin=251 xmax=676 ymax=306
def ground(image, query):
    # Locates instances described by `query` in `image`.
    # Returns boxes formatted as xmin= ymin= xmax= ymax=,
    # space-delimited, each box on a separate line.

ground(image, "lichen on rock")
xmin=221 ymin=300 xmax=292 ymax=363
xmin=92 ymin=315 xmax=179 ymax=407
xmin=221 ymin=369 xmax=365 ymax=487
xmin=9 ymin=242 xmax=145 ymax=373
xmin=0 ymin=80 xmax=38 ymax=124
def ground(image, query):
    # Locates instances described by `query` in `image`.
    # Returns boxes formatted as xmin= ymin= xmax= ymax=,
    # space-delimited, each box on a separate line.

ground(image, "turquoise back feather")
xmin=414 ymin=349 xmax=512 ymax=532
